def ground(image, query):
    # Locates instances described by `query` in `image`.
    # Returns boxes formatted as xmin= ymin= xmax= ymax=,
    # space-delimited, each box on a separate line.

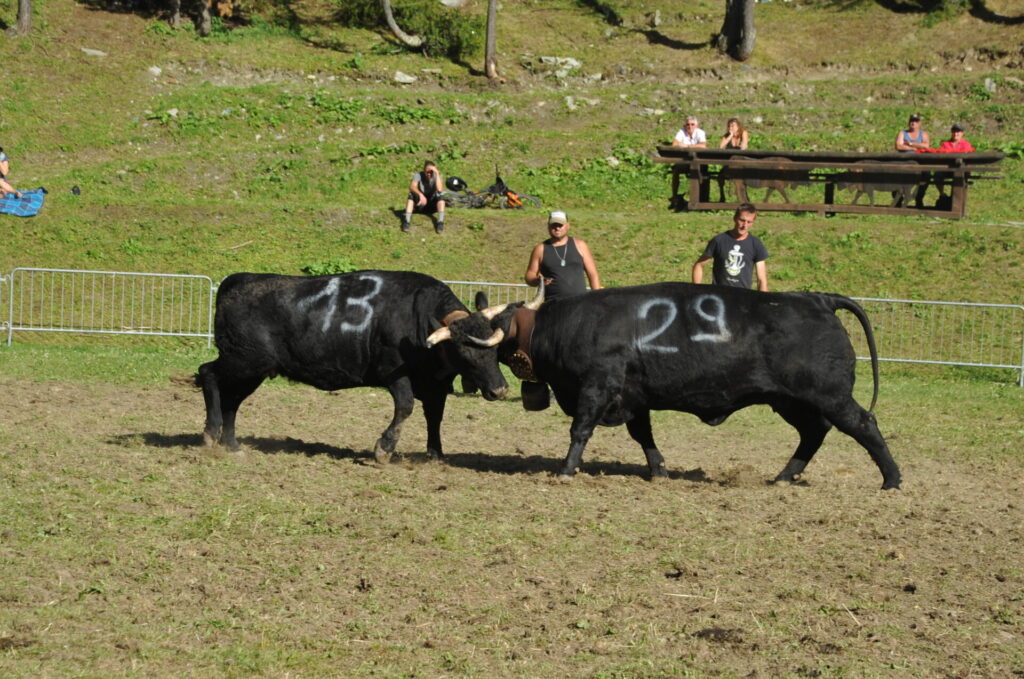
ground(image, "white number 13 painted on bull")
xmin=339 ymin=274 xmax=383 ymax=332
xmin=302 ymin=273 xmax=383 ymax=334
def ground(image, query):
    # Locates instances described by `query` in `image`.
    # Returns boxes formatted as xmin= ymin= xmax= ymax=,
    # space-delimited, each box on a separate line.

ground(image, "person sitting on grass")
xmin=402 ymin=160 xmax=446 ymax=234
xmin=0 ymin=147 xmax=23 ymax=199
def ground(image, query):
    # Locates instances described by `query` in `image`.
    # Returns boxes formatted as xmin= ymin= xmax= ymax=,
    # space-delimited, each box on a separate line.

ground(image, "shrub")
xmin=336 ymin=0 xmax=483 ymax=62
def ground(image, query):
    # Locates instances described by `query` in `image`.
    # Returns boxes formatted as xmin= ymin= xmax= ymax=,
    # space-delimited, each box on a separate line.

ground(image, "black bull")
xmin=197 ymin=271 xmax=512 ymax=460
xmin=492 ymin=283 xmax=902 ymax=489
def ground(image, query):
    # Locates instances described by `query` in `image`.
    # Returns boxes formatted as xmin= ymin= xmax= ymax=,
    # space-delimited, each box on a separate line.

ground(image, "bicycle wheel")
xmin=517 ymin=194 xmax=542 ymax=208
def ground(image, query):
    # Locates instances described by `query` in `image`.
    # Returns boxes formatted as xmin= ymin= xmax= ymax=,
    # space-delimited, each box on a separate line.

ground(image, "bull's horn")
xmin=468 ymin=328 xmax=505 ymax=347
xmin=524 ymin=278 xmax=545 ymax=310
xmin=479 ymin=303 xmax=510 ymax=321
xmin=425 ymin=326 xmax=452 ymax=347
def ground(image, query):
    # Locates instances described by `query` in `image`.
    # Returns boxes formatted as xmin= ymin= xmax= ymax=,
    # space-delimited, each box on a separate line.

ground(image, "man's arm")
xmin=409 ymin=176 xmax=426 ymax=206
xmin=755 ymin=260 xmax=768 ymax=292
xmin=894 ymin=131 xmax=909 ymax=152
xmin=576 ymin=239 xmax=602 ymax=290
xmin=692 ymin=255 xmax=710 ymax=284
xmin=524 ymin=244 xmax=546 ymax=287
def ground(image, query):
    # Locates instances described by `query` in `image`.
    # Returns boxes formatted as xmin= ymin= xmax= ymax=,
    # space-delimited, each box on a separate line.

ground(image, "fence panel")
xmin=6 ymin=268 xmax=215 ymax=346
xmin=0 ymin=272 xmax=8 ymax=339
xmin=846 ymin=297 xmax=1024 ymax=386
xmin=3 ymin=269 xmax=1022 ymax=386
xmin=444 ymin=280 xmax=534 ymax=309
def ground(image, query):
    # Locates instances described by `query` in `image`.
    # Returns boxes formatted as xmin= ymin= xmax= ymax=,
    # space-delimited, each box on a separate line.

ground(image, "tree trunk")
xmin=484 ymin=0 xmax=499 ymax=81
xmin=13 ymin=0 xmax=32 ymax=35
xmin=170 ymin=0 xmax=182 ymax=28
xmin=381 ymin=0 xmax=423 ymax=49
xmin=197 ymin=0 xmax=212 ymax=36
xmin=716 ymin=0 xmax=756 ymax=62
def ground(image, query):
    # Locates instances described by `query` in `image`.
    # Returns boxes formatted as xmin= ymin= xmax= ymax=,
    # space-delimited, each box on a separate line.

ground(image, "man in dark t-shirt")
xmin=692 ymin=203 xmax=769 ymax=291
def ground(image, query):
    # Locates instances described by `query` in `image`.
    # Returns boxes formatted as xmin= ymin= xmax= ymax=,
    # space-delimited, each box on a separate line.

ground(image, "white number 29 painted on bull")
xmin=635 ymin=294 xmax=731 ymax=352
xmin=635 ymin=298 xmax=679 ymax=353
xmin=690 ymin=294 xmax=731 ymax=343
xmin=301 ymin=273 xmax=383 ymax=334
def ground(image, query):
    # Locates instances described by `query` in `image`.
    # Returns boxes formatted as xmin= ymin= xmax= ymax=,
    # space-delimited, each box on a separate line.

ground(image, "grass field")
xmin=2 ymin=0 xmax=1024 ymax=676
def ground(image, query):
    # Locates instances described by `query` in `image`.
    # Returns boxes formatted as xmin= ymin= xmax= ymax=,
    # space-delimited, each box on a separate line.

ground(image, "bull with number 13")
xmin=485 ymin=281 xmax=901 ymax=489
xmin=197 ymin=271 xmax=515 ymax=461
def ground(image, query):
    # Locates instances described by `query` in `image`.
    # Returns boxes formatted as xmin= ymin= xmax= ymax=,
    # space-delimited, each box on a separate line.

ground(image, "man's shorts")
xmin=408 ymin=193 xmax=441 ymax=214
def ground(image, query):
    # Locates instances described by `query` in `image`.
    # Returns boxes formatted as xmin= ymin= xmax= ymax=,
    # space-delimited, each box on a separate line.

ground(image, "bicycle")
xmin=440 ymin=168 xmax=542 ymax=210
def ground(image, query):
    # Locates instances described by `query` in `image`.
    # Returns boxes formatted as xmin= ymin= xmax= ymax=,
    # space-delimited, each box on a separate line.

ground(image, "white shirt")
xmin=674 ymin=127 xmax=707 ymax=146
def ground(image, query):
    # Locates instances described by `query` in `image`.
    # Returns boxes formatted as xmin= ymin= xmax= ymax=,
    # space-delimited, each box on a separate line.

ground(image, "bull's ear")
xmin=425 ymin=326 xmax=452 ymax=347
xmin=474 ymin=291 xmax=489 ymax=311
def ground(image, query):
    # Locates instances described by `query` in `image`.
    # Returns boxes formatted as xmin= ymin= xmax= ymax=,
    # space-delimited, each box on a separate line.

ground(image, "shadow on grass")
xmin=115 ymin=432 xmax=359 ymax=460
xmin=443 ymin=451 xmax=718 ymax=482
xmin=115 ymin=433 xmax=723 ymax=482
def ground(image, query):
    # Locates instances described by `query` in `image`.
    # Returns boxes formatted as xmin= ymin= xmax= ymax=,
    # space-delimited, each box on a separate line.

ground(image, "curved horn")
xmin=468 ymin=328 xmax=505 ymax=347
xmin=425 ymin=326 xmax=452 ymax=347
xmin=524 ymin=278 xmax=545 ymax=310
xmin=479 ymin=302 xmax=510 ymax=321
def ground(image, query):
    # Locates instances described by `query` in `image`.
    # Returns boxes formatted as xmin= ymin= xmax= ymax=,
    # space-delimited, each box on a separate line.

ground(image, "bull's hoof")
xmin=202 ymin=431 xmax=218 ymax=448
xmin=882 ymin=480 xmax=902 ymax=490
xmin=650 ymin=464 xmax=669 ymax=480
xmin=556 ymin=473 xmax=575 ymax=483
xmin=373 ymin=443 xmax=392 ymax=465
xmin=425 ymin=449 xmax=445 ymax=462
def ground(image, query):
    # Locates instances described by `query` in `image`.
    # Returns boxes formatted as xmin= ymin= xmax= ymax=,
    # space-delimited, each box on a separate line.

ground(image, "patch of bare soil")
xmin=1 ymin=376 xmax=1022 ymax=677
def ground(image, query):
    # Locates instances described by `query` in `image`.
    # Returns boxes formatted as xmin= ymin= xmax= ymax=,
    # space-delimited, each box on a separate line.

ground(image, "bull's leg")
xmin=560 ymin=415 xmax=599 ymax=478
xmin=825 ymin=402 xmax=902 ymax=490
xmin=559 ymin=382 xmax=614 ymax=477
xmin=625 ymin=409 xmax=668 ymax=479
xmin=376 ymin=378 xmax=415 ymax=464
xmin=771 ymin=401 xmax=831 ymax=484
xmin=420 ymin=389 xmax=448 ymax=460
xmin=198 ymin=361 xmax=223 ymax=447
xmin=217 ymin=375 xmax=264 ymax=451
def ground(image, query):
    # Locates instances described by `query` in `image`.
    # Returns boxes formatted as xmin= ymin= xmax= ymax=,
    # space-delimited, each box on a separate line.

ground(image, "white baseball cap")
xmin=548 ymin=210 xmax=568 ymax=226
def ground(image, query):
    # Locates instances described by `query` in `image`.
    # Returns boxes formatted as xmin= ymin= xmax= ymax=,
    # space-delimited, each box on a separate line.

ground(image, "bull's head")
xmin=424 ymin=283 xmax=544 ymax=400
xmin=425 ymin=309 xmax=509 ymax=402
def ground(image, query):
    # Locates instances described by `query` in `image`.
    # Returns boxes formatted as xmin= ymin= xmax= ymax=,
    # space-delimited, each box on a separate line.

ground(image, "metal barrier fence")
xmin=2 ymin=268 xmax=1022 ymax=385
xmin=842 ymin=297 xmax=1024 ymax=387
xmin=5 ymin=268 xmax=215 ymax=347
xmin=445 ymin=280 xmax=536 ymax=309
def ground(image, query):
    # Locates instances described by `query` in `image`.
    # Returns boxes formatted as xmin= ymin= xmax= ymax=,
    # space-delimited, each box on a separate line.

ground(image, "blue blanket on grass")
xmin=0 ymin=188 xmax=47 ymax=217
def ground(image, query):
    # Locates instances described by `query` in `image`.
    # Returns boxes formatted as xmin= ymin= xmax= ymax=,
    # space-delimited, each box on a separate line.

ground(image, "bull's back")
xmin=534 ymin=284 xmax=858 ymax=408
xmin=213 ymin=271 xmax=449 ymax=389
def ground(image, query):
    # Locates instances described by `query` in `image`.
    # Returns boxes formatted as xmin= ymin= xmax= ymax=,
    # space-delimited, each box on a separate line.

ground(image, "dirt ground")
xmin=1 ymin=375 xmax=1022 ymax=677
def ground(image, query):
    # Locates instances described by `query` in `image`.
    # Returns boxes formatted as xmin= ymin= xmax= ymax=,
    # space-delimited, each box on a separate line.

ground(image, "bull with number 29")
xmin=490 ymin=282 xmax=901 ymax=489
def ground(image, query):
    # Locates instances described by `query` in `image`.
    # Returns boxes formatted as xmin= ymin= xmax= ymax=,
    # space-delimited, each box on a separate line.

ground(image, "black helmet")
xmin=446 ymin=176 xmax=467 ymax=191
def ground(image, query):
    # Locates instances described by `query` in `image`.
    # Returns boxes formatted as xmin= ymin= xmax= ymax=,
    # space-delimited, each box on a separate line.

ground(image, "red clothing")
xmin=938 ymin=138 xmax=974 ymax=153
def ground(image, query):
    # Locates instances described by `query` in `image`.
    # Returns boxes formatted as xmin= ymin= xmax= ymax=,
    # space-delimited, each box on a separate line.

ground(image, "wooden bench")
xmin=653 ymin=147 xmax=1005 ymax=219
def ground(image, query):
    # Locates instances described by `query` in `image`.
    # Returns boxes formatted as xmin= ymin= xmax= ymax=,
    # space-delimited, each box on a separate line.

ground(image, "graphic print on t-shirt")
xmin=725 ymin=244 xmax=746 ymax=277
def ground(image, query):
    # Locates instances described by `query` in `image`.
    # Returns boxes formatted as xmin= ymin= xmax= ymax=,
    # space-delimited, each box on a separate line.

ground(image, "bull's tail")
xmin=827 ymin=295 xmax=880 ymax=412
